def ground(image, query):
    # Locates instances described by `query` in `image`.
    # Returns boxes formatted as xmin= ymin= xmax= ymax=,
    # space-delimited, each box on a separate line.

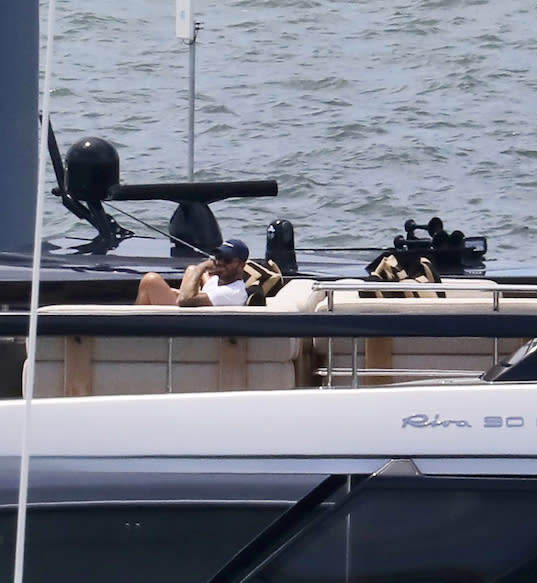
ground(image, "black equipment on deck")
xmin=49 ymin=132 xmax=489 ymax=279
xmin=385 ymin=216 xmax=487 ymax=274
xmin=265 ymin=219 xmax=298 ymax=275
xmin=55 ymin=136 xmax=278 ymax=256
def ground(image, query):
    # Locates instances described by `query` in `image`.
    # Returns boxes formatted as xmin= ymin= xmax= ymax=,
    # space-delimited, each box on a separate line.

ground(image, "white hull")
xmin=3 ymin=385 xmax=537 ymax=460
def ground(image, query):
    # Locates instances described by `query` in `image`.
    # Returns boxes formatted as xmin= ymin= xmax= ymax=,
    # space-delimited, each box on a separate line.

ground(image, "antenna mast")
xmin=176 ymin=0 xmax=200 ymax=182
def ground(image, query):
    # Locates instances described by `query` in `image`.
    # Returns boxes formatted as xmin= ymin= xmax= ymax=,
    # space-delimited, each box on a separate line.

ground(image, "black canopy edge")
xmin=0 ymin=311 xmax=535 ymax=338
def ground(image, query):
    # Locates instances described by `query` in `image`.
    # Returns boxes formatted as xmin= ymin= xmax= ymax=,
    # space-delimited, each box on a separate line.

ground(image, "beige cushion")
xmin=38 ymin=278 xmax=323 ymax=315
xmin=315 ymin=296 xmax=537 ymax=314
xmin=29 ymin=295 xmax=313 ymax=397
xmin=441 ymin=278 xmax=498 ymax=298
xmin=266 ymin=278 xmax=325 ymax=312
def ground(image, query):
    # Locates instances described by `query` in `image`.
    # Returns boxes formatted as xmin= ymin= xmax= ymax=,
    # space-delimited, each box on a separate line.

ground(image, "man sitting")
xmin=135 ymin=239 xmax=249 ymax=306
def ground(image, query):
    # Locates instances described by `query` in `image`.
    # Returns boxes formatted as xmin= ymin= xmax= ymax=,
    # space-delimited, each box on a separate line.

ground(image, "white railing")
xmin=311 ymin=281 xmax=537 ymax=388
xmin=312 ymin=281 xmax=537 ymax=311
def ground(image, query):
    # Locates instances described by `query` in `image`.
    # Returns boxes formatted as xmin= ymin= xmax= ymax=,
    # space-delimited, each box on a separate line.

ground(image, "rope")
xmin=13 ymin=0 xmax=57 ymax=579
xmin=103 ymin=200 xmax=215 ymax=260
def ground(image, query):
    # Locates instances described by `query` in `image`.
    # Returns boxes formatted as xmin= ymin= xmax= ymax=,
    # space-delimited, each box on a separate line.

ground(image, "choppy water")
xmin=41 ymin=0 xmax=537 ymax=262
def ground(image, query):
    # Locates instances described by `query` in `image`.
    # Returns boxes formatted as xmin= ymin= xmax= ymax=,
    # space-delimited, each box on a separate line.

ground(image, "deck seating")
xmin=312 ymin=279 xmax=531 ymax=386
xmin=26 ymin=279 xmax=323 ymax=397
xmin=24 ymin=276 xmax=536 ymax=395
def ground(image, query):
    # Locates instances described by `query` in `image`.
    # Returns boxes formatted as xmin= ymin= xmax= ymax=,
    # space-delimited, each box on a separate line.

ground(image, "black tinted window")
xmin=248 ymin=476 xmax=537 ymax=583
xmin=2 ymin=475 xmax=537 ymax=582
xmin=0 ymin=503 xmax=283 ymax=583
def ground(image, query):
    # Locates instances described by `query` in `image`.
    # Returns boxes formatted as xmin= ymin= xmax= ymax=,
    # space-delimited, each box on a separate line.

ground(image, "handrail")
xmin=311 ymin=280 xmax=537 ymax=387
xmin=314 ymin=368 xmax=480 ymax=378
xmin=312 ymin=281 xmax=537 ymax=312
xmin=312 ymin=282 xmax=537 ymax=293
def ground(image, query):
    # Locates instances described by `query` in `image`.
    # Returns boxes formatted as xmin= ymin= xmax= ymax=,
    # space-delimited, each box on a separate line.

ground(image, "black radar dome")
xmin=65 ymin=137 xmax=119 ymax=202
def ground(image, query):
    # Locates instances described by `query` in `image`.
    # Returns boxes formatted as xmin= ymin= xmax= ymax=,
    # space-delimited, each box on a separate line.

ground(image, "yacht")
xmin=2 ymin=3 xmax=537 ymax=582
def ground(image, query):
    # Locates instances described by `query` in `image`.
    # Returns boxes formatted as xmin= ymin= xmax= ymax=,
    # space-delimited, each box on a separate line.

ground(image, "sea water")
xmin=41 ymin=0 xmax=537 ymax=262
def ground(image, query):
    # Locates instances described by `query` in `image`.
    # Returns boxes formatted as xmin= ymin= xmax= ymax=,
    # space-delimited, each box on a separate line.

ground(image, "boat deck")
xmin=0 ymin=277 xmax=534 ymax=398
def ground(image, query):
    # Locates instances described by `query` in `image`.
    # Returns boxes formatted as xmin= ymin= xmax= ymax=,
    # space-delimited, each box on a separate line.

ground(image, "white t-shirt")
xmin=201 ymin=275 xmax=248 ymax=306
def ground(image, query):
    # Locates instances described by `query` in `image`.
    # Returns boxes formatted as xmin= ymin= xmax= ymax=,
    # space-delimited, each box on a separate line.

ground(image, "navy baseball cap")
xmin=214 ymin=239 xmax=249 ymax=262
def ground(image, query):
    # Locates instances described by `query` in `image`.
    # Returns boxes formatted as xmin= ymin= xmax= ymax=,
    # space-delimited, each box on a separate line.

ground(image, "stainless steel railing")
xmin=311 ymin=281 xmax=537 ymax=388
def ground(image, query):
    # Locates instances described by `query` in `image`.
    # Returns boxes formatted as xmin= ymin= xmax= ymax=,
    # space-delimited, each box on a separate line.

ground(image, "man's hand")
xmin=177 ymin=258 xmax=215 ymax=307
xmin=201 ymin=258 xmax=216 ymax=274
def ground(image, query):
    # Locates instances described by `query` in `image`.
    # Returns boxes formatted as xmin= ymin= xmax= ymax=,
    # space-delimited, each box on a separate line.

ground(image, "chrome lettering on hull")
xmin=402 ymin=413 xmax=472 ymax=429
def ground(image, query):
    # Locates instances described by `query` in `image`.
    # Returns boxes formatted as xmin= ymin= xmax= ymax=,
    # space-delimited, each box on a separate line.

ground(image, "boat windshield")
xmin=504 ymin=337 xmax=537 ymax=365
xmin=482 ymin=336 xmax=537 ymax=382
xmin=208 ymin=474 xmax=537 ymax=583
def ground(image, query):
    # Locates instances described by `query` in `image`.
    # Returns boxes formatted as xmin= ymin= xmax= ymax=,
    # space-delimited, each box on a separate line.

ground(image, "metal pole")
xmin=187 ymin=30 xmax=196 ymax=182
xmin=175 ymin=2 xmax=196 ymax=179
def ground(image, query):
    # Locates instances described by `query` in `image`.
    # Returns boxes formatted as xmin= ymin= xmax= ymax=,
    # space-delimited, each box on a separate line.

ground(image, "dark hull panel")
xmin=0 ymin=457 xmax=536 ymax=582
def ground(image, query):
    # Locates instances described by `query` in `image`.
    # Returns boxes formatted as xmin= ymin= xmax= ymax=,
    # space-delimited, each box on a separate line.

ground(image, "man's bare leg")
xmin=135 ymin=272 xmax=179 ymax=305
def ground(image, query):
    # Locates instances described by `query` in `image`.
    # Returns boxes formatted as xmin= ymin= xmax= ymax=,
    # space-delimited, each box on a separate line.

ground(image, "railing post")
xmin=327 ymin=337 xmax=333 ymax=389
xmin=493 ymin=290 xmax=500 ymax=364
xmin=167 ymin=338 xmax=173 ymax=392
xmin=327 ymin=290 xmax=334 ymax=388
xmin=351 ymin=338 xmax=358 ymax=389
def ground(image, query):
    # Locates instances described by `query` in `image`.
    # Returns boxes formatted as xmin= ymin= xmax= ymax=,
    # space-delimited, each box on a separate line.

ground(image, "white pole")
xmin=14 ymin=0 xmax=56 ymax=578
xmin=176 ymin=0 xmax=197 ymax=182
xmin=188 ymin=32 xmax=196 ymax=182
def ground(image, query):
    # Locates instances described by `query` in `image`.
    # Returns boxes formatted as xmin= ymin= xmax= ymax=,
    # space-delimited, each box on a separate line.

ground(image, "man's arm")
xmin=177 ymin=259 xmax=214 ymax=306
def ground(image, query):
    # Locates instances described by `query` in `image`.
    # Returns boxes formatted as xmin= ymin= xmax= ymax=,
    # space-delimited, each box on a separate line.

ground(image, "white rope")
xmin=13 ymin=0 xmax=57 ymax=579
